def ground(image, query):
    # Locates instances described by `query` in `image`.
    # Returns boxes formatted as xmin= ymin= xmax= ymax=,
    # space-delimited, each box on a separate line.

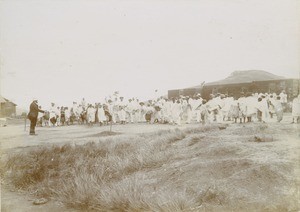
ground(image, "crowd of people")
xmin=35 ymin=90 xmax=300 ymax=128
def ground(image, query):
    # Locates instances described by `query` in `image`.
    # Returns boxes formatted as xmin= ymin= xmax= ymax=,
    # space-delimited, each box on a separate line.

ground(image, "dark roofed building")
xmin=168 ymin=70 xmax=299 ymax=100
xmin=0 ymin=96 xmax=17 ymax=117
xmin=204 ymin=70 xmax=284 ymax=86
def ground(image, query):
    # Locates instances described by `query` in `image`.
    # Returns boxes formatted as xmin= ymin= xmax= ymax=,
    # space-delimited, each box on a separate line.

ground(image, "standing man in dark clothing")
xmin=27 ymin=98 xmax=45 ymax=135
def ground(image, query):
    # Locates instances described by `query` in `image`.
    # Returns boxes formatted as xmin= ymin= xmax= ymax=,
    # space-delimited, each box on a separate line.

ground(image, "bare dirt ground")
xmin=1 ymin=116 xmax=300 ymax=211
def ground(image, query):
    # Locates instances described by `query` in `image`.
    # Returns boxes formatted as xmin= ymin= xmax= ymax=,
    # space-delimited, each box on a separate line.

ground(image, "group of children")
xmin=37 ymin=91 xmax=300 ymax=127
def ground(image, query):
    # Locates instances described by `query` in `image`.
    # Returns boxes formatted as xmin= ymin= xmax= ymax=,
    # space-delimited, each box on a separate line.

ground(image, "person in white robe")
xmin=172 ymin=100 xmax=183 ymax=125
xmin=245 ymin=94 xmax=257 ymax=122
xmin=126 ymin=99 xmax=135 ymax=123
xmin=292 ymin=94 xmax=300 ymax=123
xmin=216 ymin=95 xmax=226 ymax=123
xmin=279 ymin=90 xmax=288 ymax=112
xmin=257 ymin=96 xmax=270 ymax=123
xmin=222 ymin=96 xmax=233 ymax=121
xmin=193 ymin=96 xmax=203 ymax=123
xmin=87 ymin=105 xmax=96 ymax=125
xmin=272 ymin=96 xmax=283 ymax=122
xmin=238 ymin=95 xmax=247 ymax=123
xmin=55 ymin=107 xmax=61 ymax=126
xmin=228 ymin=97 xmax=240 ymax=123
xmin=185 ymin=98 xmax=193 ymax=124
xmin=163 ymin=99 xmax=173 ymax=123
xmin=196 ymin=99 xmax=209 ymax=125
xmin=118 ymin=105 xmax=127 ymax=124
xmin=97 ymin=104 xmax=107 ymax=125
xmin=207 ymin=95 xmax=219 ymax=122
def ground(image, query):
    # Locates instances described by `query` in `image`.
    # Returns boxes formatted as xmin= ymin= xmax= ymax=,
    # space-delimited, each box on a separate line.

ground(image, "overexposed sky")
xmin=0 ymin=0 xmax=299 ymax=109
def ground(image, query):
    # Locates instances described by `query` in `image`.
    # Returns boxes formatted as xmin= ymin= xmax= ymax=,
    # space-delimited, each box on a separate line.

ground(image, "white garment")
xmin=238 ymin=97 xmax=247 ymax=117
xmin=97 ymin=107 xmax=106 ymax=122
xmin=49 ymin=106 xmax=57 ymax=119
xmin=257 ymin=99 xmax=270 ymax=122
xmin=118 ymin=108 xmax=126 ymax=121
xmin=279 ymin=92 xmax=287 ymax=103
xmin=87 ymin=107 xmax=96 ymax=123
xmin=172 ymin=103 xmax=182 ymax=125
xmin=245 ymin=96 xmax=257 ymax=117
xmin=292 ymin=97 xmax=300 ymax=117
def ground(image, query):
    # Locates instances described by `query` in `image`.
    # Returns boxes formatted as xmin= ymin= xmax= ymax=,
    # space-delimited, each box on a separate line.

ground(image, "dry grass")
xmin=2 ymin=124 xmax=299 ymax=211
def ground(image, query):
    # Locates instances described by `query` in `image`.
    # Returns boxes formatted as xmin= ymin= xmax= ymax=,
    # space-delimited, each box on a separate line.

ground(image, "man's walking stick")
xmin=24 ymin=117 xmax=27 ymax=131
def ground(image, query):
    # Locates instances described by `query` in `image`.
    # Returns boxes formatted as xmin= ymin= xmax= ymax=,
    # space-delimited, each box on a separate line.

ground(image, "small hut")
xmin=0 ymin=95 xmax=17 ymax=117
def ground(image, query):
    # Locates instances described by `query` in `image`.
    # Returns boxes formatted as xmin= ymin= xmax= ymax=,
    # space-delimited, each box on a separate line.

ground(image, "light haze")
xmin=0 ymin=0 xmax=299 ymax=109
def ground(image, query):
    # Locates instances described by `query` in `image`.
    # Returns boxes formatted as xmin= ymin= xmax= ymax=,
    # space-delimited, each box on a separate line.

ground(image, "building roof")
xmin=0 ymin=95 xmax=17 ymax=106
xmin=204 ymin=70 xmax=285 ymax=86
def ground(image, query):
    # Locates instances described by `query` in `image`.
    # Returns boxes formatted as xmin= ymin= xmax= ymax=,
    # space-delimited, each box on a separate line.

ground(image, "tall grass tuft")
xmin=3 ymin=125 xmax=298 ymax=211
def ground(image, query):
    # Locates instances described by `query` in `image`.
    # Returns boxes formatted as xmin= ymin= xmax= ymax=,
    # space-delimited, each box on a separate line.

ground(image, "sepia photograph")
xmin=0 ymin=0 xmax=299 ymax=211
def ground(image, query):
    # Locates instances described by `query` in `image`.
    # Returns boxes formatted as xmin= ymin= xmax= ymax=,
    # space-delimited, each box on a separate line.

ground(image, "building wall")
xmin=201 ymin=79 xmax=299 ymax=100
xmin=169 ymin=79 xmax=299 ymax=100
xmin=0 ymin=102 xmax=17 ymax=117
xmin=168 ymin=90 xmax=180 ymax=99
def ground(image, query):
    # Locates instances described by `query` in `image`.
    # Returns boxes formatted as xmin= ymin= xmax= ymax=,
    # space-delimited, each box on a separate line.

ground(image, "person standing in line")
xmin=196 ymin=99 xmax=209 ymax=125
xmin=292 ymin=94 xmax=300 ymax=124
xmin=185 ymin=97 xmax=193 ymax=124
xmin=127 ymin=99 xmax=135 ymax=123
xmin=194 ymin=95 xmax=203 ymax=123
xmin=244 ymin=93 xmax=257 ymax=123
xmin=272 ymin=96 xmax=284 ymax=122
xmin=279 ymin=90 xmax=288 ymax=112
xmin=87 ymin=104 xmax=96 ymax=126
xmin=97 ymin=104 xmax=107 ymax=126
xmin=257 ymin=95 xmax=270 ymax=123
xmin=118 ymin=105 xmax=127 ymax=124
xmin=27 ymin=98 xmax=45 ymax=135
xmin=56 ymin=106 xmax=61 ymax=126
xmin=172 ymin=100 xmax=183 ymax=125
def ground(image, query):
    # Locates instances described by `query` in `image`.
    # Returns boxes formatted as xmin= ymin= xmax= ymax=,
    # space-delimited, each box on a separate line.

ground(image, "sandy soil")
xmin=1 ymin=116 xmax=300 ymax=211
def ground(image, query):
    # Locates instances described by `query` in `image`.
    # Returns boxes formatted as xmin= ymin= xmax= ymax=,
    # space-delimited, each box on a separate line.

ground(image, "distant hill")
xmin=204 ymin=70 xmax=285 ymax=86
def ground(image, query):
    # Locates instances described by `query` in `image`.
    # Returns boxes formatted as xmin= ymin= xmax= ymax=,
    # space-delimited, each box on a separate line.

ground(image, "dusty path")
xmin=0 ymin=115 xmax=296 ymax=152
xmin=0 ymin=122 xmax=200 ymax=152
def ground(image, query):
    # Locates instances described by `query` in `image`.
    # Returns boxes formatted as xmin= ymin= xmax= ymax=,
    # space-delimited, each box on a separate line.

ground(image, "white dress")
xmin=97 ymin=107 xmax=106 ymax=122
xmin=172 ymin=103 xmax=182 ymax=125
xmin=245 ymin=96 xmax=257 ymax=117
xmin=87 ymin=107 xmax=96 ymax=123
xmin=292 ymin=97 xmax=300 ymax=117
xmin=257 ymin=99 xmax=270 ymax=122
